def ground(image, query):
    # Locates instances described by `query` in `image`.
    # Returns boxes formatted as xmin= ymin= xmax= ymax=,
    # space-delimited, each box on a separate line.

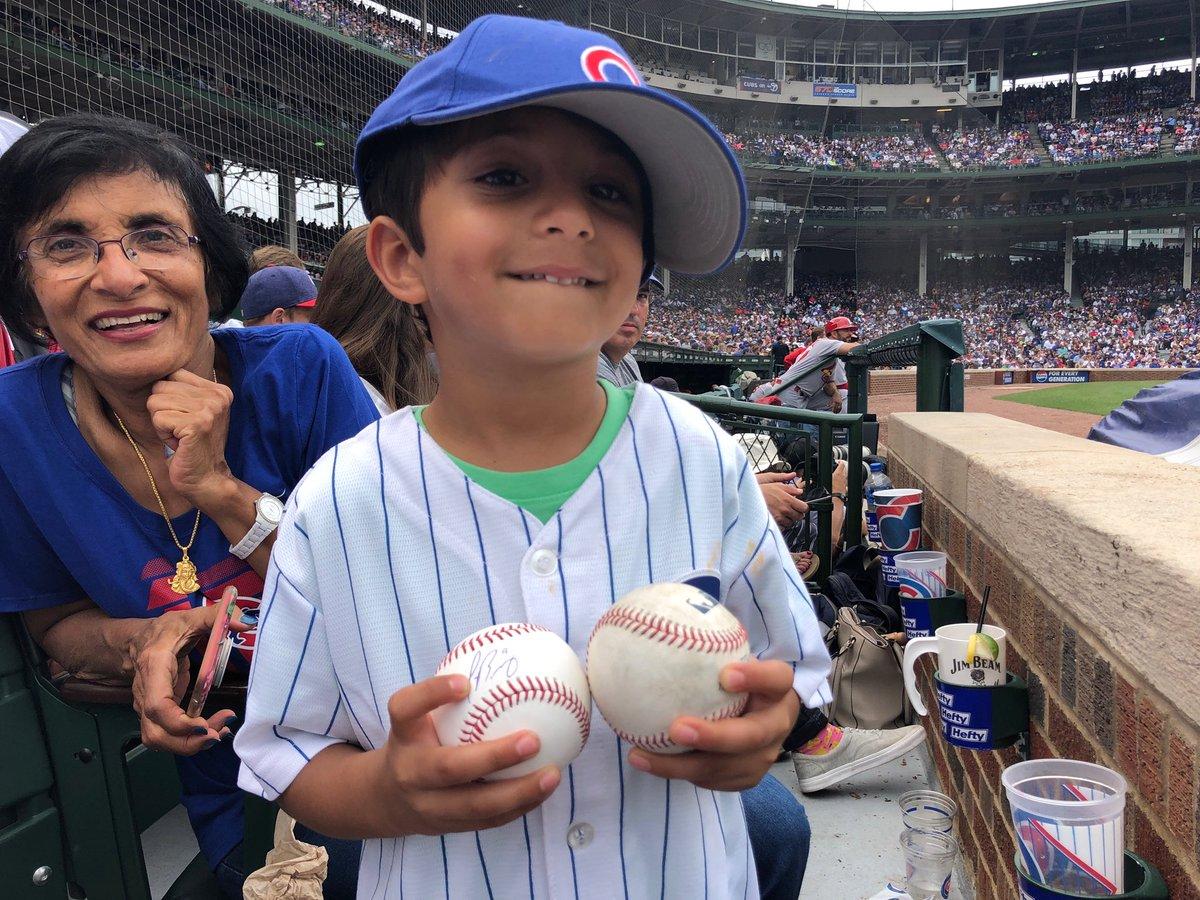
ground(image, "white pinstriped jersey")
xmin=236 ymin=385 xmax=832 ymax=899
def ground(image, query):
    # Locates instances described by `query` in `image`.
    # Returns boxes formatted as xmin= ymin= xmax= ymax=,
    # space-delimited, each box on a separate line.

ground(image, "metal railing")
xmin=845 ymin=318 xmax=965 ymax=414
xmin=680 ymin=393 xmax=865 ymax=587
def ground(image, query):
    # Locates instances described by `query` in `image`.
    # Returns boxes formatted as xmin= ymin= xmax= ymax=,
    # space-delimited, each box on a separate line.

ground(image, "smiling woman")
xmin=0 ymin=114 xmax=379 ymax=898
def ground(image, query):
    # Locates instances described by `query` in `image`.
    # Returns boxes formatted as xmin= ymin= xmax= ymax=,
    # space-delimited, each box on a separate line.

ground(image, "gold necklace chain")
xmin=112 ymin=369 xmax=216 ymax=595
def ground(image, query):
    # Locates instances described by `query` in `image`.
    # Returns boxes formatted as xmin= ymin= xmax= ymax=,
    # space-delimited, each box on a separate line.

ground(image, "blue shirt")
xmin=0 ymin=324 xmax=380 ymax=867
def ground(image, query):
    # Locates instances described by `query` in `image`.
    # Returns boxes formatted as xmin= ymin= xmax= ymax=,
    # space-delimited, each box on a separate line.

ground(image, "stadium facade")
xmin=3 ymin=0 xmax=1200 ymax=297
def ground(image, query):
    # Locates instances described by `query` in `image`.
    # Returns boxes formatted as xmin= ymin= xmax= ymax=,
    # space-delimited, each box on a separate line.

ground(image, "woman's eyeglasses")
xmin=18 ymin=225 xmax=201 ymax=281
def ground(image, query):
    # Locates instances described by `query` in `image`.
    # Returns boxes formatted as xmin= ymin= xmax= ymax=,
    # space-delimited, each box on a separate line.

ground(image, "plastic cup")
xmin=899 ymin=790 xmax=957 ymax=835
xmin=900 ymin=829 xmax=957 ymax=899
xmin=894 ymin=551 xmax=948 ymax=599
xmin=1002 ymin=759 xmax=1127 ymax=896
xmin=876 ymin=489 xmax=923 ymax=554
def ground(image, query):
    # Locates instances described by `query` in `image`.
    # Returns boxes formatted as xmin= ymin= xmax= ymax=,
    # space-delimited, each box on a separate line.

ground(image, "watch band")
xmin=229 ymin=494 xmax=282 ymax=560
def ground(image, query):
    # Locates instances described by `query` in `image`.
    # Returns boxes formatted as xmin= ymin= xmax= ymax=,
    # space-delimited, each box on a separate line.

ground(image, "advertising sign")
xmin=738 ymin=76 xmax=780 ymax=94
xmin=1031 ymin=370 xmax=1090 ymax=384
xmin=813 ymin=82 xmax=857 ymax=99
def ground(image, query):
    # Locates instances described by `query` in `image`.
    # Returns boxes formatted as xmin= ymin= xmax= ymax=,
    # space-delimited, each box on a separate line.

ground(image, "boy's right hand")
xmin=375 ymin=673 xmax=562 ymax=836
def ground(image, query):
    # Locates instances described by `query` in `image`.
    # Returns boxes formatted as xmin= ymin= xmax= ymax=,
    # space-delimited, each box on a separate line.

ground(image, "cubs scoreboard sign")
xmin=813 ymin=82 xmax=857 ymax=99
xmin=737 ymin=76 xmax=780 ymax=94
xmin=1031 ymin=370 xmax=1090 ymax=384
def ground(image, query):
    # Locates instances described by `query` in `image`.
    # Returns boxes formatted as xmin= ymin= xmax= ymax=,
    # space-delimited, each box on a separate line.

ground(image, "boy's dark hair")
xmin=358 ymin=110 xmax=656 ymax=271
xmin=0 ymin=114 xmax=248 ymax=344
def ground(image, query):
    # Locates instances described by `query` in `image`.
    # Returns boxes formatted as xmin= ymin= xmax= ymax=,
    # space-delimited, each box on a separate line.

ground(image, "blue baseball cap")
xmin=239 ymin=266 xmax=318 ymax=320
xmin=355 ymin=15 xmax=746 ymax=275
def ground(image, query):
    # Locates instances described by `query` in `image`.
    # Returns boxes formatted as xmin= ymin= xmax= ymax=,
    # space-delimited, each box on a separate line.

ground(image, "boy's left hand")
xmin=626 ymin=659 xmax=800 ymax=791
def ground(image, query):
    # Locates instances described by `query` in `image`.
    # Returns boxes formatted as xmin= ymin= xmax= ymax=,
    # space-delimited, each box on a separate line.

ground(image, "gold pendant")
xmin=171 ymin=555 xmax=200 ymax=595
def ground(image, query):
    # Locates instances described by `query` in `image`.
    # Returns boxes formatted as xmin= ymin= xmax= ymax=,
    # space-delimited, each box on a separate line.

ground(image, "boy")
xmin=236 ymin=16 xmax=831 ymax=898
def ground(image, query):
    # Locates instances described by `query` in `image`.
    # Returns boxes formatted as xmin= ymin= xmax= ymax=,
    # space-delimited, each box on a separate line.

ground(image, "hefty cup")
xmin=894 ymin=551 xmax=948 ymax=600
xmin=1002 ymin=760 xmax=1127 ymax=896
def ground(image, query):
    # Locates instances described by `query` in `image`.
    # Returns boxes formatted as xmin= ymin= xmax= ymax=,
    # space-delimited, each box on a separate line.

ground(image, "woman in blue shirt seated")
xmin=0 ymin=114 xmax=378 ymax=895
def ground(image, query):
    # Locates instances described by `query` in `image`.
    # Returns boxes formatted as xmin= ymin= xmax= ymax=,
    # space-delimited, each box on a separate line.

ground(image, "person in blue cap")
xmin=238 ymin=264 xmax=319 ymax=326
xmin=236 ymin=16 xmax=830 ymax=899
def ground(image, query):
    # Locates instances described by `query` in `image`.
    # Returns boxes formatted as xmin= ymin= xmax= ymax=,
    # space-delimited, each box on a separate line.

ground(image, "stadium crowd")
xmin=267 ymin=0 xmax=452 ymax=59
xmin=933 ymin=124 xmax=1041 ymax=169
xmin=638 ymin=249 xmax=1200 ymax=369
xmin=1038 ymin=111 xmax=1165 ymax=164
xmin=724 ymin=129 xmax=940 ymax=171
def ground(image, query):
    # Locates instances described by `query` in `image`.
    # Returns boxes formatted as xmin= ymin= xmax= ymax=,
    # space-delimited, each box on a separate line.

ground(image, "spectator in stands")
xmin=596 ymin=273 xmax=661 ymax=387
xmin=0 ymin=114 xmax=378 ymax=897
xmin=311 ymin=225 xmax=436 ymax=414
xmin=247 ymin=244 xmax=305 ymax=274
xmin=238 ymin=265 xmax=318 ymax=326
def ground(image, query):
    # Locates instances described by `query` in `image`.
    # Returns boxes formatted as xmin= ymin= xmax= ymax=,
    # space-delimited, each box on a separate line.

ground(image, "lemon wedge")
xmin=966 ymin=632 xmax=1000 ymax=663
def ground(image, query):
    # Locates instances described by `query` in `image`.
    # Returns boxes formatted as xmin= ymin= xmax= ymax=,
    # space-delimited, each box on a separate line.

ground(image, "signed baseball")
xmin=431 ymin=623 xmax=591 ymax=780
xmin=586 ymin=583 xmax=751 ymax=754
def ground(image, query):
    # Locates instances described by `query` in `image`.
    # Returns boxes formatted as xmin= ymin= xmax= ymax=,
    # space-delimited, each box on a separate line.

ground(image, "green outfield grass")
xmin=998 ymin=379 xmax=1169 ymax=416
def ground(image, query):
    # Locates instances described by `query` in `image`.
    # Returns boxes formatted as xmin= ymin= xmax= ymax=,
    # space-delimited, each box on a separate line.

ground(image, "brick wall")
xmin=889 ymin=455 xmax=1200 ymax=900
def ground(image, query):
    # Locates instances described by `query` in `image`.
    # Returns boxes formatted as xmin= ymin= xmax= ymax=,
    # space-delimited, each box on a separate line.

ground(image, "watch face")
xmin=260 ymin=495 xmax=285 ymax=524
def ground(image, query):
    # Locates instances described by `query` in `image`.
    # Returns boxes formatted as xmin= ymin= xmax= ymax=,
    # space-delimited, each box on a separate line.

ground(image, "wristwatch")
xmin=831 ymin=492 xmax=849 ymax=503
xmin=229 ymin=493 xmax=285 ymax=559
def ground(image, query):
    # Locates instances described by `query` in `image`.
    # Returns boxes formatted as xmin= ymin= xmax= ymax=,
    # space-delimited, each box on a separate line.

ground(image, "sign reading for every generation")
xmin=1031 ymin=370 xmax=1091 ymax=384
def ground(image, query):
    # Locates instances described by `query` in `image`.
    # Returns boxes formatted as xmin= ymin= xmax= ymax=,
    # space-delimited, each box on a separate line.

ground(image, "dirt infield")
xmin=870 ymin=385 xmax=1103 ymax=446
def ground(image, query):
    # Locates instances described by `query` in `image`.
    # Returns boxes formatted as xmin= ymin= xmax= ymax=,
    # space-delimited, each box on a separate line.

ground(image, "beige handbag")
xmin=242 ymin=811 xmax=328 ymax=900
xmin=824 ymin=605 xmax=913 ymax=730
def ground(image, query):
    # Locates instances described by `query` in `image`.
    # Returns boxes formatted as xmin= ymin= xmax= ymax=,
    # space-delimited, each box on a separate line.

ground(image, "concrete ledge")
xmin=889 ymin=412 xmax=1200 ymax=731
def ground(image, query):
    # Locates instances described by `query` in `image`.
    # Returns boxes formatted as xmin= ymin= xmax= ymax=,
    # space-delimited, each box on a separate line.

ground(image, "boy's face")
xmin=370 ymin=107 xmax=647 ymax=370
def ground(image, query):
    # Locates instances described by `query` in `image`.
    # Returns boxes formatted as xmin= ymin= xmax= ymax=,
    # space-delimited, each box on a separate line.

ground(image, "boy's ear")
xmin=366 ymin=216 xmax=428 ymax=309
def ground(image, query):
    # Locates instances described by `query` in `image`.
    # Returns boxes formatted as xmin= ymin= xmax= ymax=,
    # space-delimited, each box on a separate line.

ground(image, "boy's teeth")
xmin=519 ymin=273 xmax=588 ymax=286
xmin=95 ymin=312 xmax=165 ymax=330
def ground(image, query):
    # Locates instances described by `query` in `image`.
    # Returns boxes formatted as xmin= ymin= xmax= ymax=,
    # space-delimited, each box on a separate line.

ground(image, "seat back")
xmin=0 ymin=616 xmax=70 ymax=898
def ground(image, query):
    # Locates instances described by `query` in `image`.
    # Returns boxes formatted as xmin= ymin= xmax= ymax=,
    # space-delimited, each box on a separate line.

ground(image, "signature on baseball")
xmin=468 ymin=647 xmax=520 ymax=691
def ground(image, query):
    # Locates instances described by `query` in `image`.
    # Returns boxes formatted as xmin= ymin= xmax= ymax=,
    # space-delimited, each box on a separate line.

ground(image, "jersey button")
xmin=566 ymin=821 xmax=594 ymax=849
xmin=530 ymin=548 xmax=558 ymax=576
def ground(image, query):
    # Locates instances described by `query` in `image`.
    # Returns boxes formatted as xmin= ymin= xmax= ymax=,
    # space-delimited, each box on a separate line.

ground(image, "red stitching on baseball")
xmin=610 ymin=696 xmax=749 ymax=752
xmin=458 ymin=676 xmax=591 ymax=746
xmin=438 ymin=623 xmax=551 ymax=670
xmin=590 ymin=607 xmax=748 ymax=654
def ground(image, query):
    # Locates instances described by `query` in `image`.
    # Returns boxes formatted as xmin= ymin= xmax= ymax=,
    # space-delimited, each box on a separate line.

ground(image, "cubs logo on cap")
xmin=580 ymin=46 xmax=640 ymax=85
xmin=354 ymin=15 xmax=746 ymax=275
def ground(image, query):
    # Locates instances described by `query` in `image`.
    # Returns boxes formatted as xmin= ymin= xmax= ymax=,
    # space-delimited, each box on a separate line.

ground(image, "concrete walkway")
xmin=775 ymin=745 xmax=970 ymax=900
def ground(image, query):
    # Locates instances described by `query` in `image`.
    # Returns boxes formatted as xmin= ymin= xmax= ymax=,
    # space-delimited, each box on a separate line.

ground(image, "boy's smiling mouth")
xmin=511 ymin=267 xmax=601 ymax=287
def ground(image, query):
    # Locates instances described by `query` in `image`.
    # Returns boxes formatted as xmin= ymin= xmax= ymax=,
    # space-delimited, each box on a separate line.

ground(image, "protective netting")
xmin=2 ymin=0 xmax=1197 ymax=367
xmin=0 ymin=0 xmax=557 ymax=270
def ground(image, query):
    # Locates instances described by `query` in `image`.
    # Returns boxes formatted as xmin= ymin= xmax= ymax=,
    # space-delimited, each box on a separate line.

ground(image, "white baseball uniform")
xmin=236 ymin=385 xmax=832 ymax=899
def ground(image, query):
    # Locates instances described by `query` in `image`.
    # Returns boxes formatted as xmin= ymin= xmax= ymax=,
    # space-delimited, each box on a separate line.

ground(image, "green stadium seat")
xmin=1 ymin=613 xmax=274 ymax=900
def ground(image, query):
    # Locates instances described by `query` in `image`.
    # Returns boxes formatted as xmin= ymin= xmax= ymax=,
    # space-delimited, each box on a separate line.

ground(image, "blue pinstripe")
xmin=379 ymin=422 xmax=417 ymax=684
xmin=332 ymin=445 xmax=386 ymax=729
xmin=738 ymin=571 xmax=771 ymax=657
xmin=658 ymin=392 xmax=696 ymax=568
xmin=660 ymin=781 xmax=671 ymax=900
xmin=416 ymin=427 xmax=452 ymax=653
xmin=598 ymin=464 xmax=630 ymax=900
xmin=273 ymin=605 xmax=317 ymax=761
xmin=465 ymin=478 xmax=496 ymax=623
xmin=628 ymin=418 xmax=654 ymax=582
xmin=322 ymin=694 xmax=342 ymax=736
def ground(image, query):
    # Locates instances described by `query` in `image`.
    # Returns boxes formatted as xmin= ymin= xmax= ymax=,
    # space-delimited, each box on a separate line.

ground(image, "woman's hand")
xmin=147 ymin=369 xmax=236 ymax=506
xmin=755 ymin=471 xmax=809 ymax=528
xmin=128 ymin=603 xmax=252 ymax=755
xmin=626 ymin=660 xmax=801 ymax=792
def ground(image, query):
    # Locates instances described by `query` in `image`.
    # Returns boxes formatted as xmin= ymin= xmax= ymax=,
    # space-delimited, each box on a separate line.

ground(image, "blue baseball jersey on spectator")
xmin=0 ymin=324 xmax=380 ymax=867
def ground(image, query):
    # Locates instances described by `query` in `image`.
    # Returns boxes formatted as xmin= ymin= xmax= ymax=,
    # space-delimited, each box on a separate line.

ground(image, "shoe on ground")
xmin=792 ymin=724 xmax=926 ymax=793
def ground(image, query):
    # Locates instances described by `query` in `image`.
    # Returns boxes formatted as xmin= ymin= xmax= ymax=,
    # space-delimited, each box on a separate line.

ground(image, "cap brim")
xmin=294 ymin=298 xmax=318 ymax=308
xmin=409 ymin=84 xmax=746 ymax=275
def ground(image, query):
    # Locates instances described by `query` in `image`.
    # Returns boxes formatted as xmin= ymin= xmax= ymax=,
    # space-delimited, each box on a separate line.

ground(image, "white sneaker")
xmin=792 ymin=725 xmax=926 ymax=793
